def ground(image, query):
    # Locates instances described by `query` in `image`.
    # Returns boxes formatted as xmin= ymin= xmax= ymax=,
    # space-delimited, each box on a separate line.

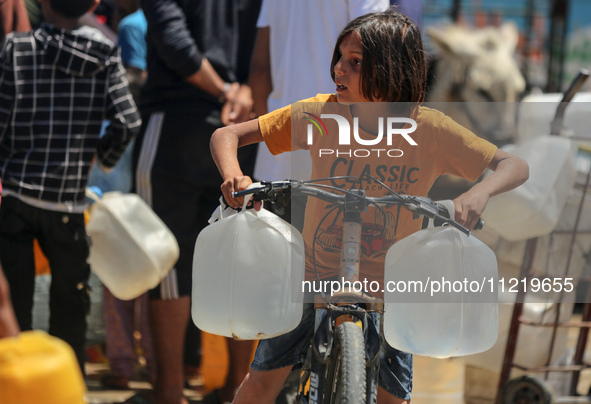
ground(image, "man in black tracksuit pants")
xmin=132 ymin=1 xmax=261 ymax=403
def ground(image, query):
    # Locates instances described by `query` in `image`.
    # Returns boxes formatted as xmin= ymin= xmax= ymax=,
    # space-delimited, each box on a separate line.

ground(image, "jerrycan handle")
xmin=208 ymin=184 xmax=259 ymax=224
xmin=240 ymin=183 xmax=300 ymax=243
xmin=426 ymin=199 xmax=456 ymax=229
xmin=209 ymin=196 xmax=236 ymax=223
xmin=241 ymin=189 xmax=255 ymax=211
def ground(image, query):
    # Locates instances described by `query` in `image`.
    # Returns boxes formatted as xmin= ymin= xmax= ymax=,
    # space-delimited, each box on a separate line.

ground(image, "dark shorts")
xmin=132 ymin=103 xmax=256 ymax=299
xmin=251 ymin=304 xmax=413 ymax=400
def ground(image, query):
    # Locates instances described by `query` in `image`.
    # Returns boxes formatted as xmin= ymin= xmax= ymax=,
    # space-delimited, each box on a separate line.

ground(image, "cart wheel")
xmin=502 ymin=376 xmax=553 ymax=404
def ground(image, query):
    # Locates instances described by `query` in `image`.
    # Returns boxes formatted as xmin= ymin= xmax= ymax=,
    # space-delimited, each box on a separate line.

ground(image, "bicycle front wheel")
xmin=325 ymin=321 xmax=366 ymax=404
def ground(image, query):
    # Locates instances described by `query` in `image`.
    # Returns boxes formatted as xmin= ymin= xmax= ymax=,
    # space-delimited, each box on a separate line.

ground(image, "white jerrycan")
xmin=86 ymin=191 xmax=179 ymax=300
xmin=192 ymin=191 xmax=305 ymax=339
xmin=383 ymin=200 xmax=498 ymax=358
xmin=481 ymin=135 xmax=577 ymax=241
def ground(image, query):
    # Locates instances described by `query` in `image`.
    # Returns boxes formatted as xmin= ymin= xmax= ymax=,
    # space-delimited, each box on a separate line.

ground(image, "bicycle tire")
xmin=324 ymin=322 xmax=366 ymax=404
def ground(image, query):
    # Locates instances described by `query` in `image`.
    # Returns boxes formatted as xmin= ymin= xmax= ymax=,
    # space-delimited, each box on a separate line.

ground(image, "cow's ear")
xmin=427 ymin=26 xmax=479 ymax=61
xmin=499 ymin=22 xmax=520 ymax=51
xmin=427 ymin=27 xmax=455 ymax=55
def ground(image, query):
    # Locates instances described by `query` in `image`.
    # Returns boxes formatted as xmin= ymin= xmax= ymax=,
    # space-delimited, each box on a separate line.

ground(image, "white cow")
xmin=427 ymin=23 xmax=526 ymax=146
xmin=425 ymin=22 xmax=527 ymax=201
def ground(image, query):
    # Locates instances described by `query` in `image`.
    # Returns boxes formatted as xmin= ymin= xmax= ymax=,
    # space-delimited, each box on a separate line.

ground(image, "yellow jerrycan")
xmin=0 ymin=331 xmax=86 ymax=404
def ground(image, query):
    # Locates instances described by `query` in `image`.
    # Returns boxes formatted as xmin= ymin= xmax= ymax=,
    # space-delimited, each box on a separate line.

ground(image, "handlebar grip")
xmin=232 ymin=189 xmax=252 ymax=198
xmin=435 ymin=201 xmax=484 ymax=232
xmin=232 ymin=184 xmax=269 ymax=199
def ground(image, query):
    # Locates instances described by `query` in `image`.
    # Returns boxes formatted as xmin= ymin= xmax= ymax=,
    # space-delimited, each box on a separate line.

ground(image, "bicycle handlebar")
xmin=232 ymin=180 xmax=483 ymax=235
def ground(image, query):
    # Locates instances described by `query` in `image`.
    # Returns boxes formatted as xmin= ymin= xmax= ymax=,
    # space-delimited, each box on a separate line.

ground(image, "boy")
xmin=0 ymin=0 xmax=141 ymax=373
xmin=211 ymin=9 xmax=528 ymax=404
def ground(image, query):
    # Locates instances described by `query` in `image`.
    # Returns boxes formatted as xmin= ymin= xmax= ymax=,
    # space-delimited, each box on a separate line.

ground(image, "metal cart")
xmin=496 ymin=70 xmax=591 ymax=403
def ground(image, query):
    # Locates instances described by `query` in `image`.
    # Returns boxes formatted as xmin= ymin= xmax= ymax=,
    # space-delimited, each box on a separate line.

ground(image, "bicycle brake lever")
xmin=407 ymin=196 xmax=439 ymax=221
xmin=445 ymin=220 xmax=471 ymax=236
xmin=231 ymin=180 xmax=292 ymax=199
xmin=432 ymin=201 xmax=484 ymax=233
xmin=410 ymin=197 xmax=473 ymax=236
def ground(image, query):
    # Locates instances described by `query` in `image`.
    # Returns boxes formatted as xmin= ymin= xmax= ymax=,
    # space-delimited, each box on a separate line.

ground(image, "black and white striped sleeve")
xmin=0 ymin=38 xmax=15 ymax=145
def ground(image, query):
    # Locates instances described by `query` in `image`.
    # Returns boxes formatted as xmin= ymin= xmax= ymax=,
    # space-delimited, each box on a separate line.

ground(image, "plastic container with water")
xmin=383 ymin=200 xmax=498 ymax=358
xmin=192 ymin=194 xmax=305 ymax=340
xmin=481 ymin=135 xmax=577 ymax=241
xmin=86 ymin=191 xmax=179 ymax=300
xmin=517 ymin=92 xmax=591 ymax=145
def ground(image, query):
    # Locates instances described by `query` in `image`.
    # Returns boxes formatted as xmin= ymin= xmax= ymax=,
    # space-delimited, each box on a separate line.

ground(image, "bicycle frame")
xmin=300 ymin=189 xmax=383 ymax=404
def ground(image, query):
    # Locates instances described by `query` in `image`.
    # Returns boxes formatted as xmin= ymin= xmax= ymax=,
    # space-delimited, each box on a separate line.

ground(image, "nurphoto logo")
xmin=305 ymin=112 xmax=418 ymax=158
xmin=303 ymin=112 xmax=328 ymax=139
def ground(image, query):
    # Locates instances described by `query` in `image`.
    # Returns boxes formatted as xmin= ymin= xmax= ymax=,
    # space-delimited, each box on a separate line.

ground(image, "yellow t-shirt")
xmin=259 ymin=94 xmax=497 ymax=284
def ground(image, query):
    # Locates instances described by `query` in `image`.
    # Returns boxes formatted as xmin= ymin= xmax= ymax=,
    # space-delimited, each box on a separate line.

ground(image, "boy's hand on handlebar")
xmin=452 ymin=191 xmax=488 ymax=230
xmin=221 ymin=175 xmax=252 ymax=208
xmin=221 ymin=176 xmax=262 ymax=211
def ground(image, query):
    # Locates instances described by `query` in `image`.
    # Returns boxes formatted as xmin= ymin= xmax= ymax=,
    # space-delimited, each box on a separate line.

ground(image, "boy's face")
xmin=333 ymin=33 xmax=371 ymax=104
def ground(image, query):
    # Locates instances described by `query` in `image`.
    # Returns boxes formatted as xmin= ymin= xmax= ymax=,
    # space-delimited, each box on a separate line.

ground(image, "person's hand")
xmin=221 ymin=83 xmax=254 ymax=126
xmin=452 ymin=189 xmax=489 ymax=230
xmin=220 ymin=175 xmax=262 ymax=211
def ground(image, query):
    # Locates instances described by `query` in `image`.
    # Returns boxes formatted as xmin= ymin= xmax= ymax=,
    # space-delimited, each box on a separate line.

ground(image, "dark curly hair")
xmin=330 ymin=8 xmax=427 ymax=103
xmin=49 ymin=0 xmax=96 ymax=19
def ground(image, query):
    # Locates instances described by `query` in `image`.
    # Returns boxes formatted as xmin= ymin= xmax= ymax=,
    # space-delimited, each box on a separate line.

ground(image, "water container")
xmin=0 ymin=331 xmax=86 ymax=404
xmin=192 ymin=194 xmax=305 ymax=340
xmin=517 ymin=92 xmax=591 ymax=144
xmin=481 ymin=135 xmax=577 ymax=241
xmin=383 ymin=201 xmax=498 ymax=358
xmin=86 ymin=191 xmax=179 ymax=300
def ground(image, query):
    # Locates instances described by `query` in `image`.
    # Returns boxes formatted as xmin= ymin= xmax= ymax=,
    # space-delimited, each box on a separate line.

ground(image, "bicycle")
xmin=233 ymin=177 xmax=483 ymax=404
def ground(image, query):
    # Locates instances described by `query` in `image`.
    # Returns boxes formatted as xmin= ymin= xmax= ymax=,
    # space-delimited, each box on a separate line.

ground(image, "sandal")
xmin=101 ymin=373 xmax=130 ymax=390
xmin=184 ymin=365 xmax=204 ymax=389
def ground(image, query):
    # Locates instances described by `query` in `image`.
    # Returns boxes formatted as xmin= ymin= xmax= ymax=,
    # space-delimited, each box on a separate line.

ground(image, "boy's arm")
xmin=0 ymin=38 xmax=15 ymax=145
xmin=98 ymin=56 xmax=142 ymax=171
xmin=453 ymin=149 xmax=529 ymax=229
xmin=210 ymin=118 xmax=264 ymax=208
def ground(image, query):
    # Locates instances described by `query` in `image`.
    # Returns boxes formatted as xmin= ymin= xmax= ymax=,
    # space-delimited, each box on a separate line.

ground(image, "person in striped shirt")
xmin=0 ymin=0 xmax=141 ymax=374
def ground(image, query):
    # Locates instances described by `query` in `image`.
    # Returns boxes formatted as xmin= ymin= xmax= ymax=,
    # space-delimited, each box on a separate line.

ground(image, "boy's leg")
xmin=234 ymin=304 xmax=315 ymax=404
xmin=183 ymin=318 xmax=201 ymax=383
xmin=233 ymin=367 xmax=293 ymax=404
xmin=40 ymin=210 xmax=90 ymax=374
xmin=216 ymin=338 xmax=256 ymax=402
xmin=233 ymin=342 xmax=409 ymax=404
xmin=149 ymin=296 xmax=190 ymax=404
xmin=379 ymin=340 xmax=413 ymax=404
xmin=137 ymin=293 xmax=156 ymax=383
xmin=103 ymin=287 xmax=136 ymax=382
xmin=134 ymin=109 xmax=204 ymax=404
xmin=0 ymin=197 xmax=36 ymax=330
xmin=378 ymin=386 xmax=410 ymax=404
